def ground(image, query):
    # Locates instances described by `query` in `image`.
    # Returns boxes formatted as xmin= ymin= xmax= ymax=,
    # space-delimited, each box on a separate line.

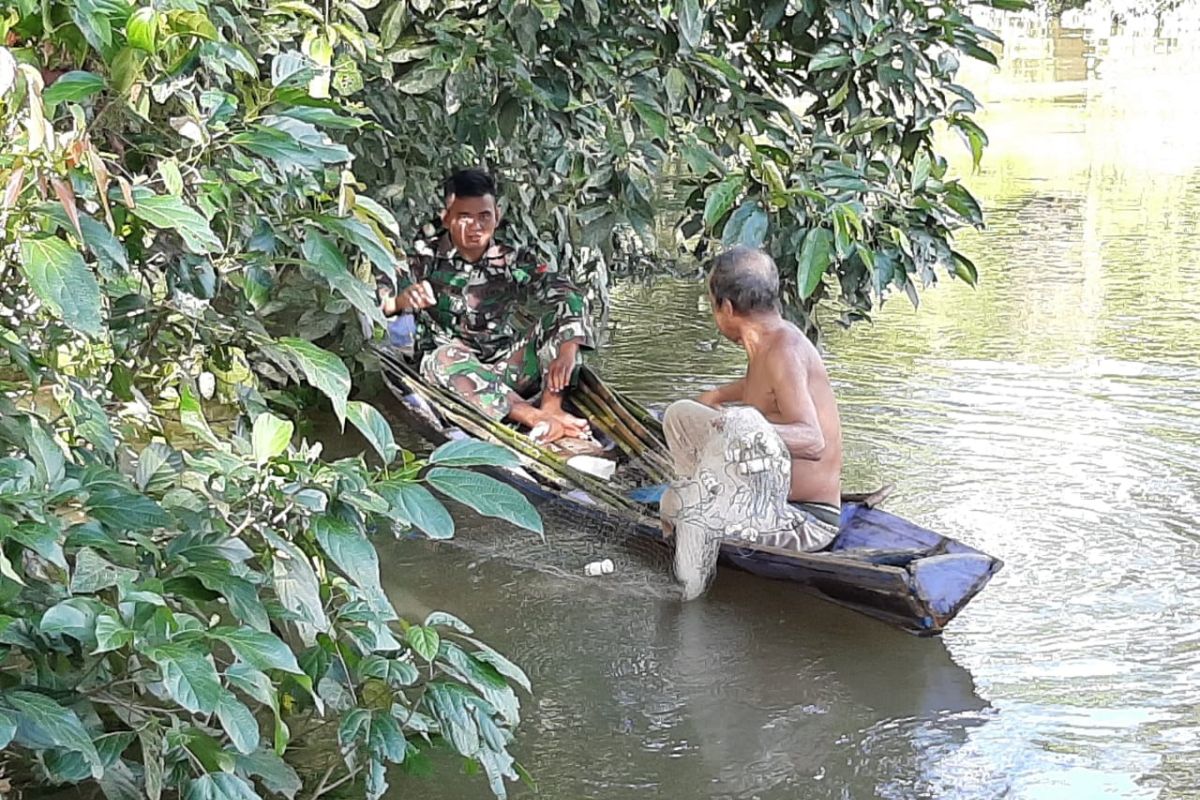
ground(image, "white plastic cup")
xmin=584 ymin=559 xmax=615 ymax=577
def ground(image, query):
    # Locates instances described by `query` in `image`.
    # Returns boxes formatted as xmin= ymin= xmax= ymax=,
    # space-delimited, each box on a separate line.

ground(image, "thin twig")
xmin=308 ymin=763 xmax=338 ymax=800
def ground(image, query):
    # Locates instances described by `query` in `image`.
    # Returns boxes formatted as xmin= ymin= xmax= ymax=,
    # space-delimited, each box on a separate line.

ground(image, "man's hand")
xmin=545 ymin=339 xmax=580 ymax=394
xmin=392 ymin=280 xmax=436 ymax=313
xmin=697 ymin=389 xmax=724 ymax=409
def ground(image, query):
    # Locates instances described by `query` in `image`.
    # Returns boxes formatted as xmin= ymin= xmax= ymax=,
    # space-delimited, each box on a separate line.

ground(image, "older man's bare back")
xmin=700 ymin=321 xmax=843 ymax=506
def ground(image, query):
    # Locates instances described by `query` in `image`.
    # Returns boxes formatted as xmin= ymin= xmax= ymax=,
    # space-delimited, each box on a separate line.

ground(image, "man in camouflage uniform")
xmin=378 ymin=169 xmax=596 ymax=443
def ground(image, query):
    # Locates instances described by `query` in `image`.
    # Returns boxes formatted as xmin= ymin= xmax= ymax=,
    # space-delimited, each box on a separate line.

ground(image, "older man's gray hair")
xmin=706 ymin=246 xmax=780 ymax=314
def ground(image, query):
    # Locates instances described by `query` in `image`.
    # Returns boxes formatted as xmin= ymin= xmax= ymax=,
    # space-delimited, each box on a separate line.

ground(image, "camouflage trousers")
xmin=420 ymin=329 xmax=576 ymax=421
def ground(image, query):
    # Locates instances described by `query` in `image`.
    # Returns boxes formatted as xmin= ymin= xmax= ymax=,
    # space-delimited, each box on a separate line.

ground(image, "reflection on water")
xmin=383 ymin=9 xmax=1200 ymax=799
xmin=387 ymin=543 xmax=988 ymax=799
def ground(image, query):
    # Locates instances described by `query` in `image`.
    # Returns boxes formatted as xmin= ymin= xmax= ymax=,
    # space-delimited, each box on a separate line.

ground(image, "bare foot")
xmin=538 ymin=392 xmax=590 ymax=440
xmin=527 ymin=408 xmax=589 ymax=444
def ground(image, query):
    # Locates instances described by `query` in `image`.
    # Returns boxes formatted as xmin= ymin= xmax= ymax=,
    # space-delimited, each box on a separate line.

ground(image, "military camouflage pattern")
xmin=419 ymin=322 xmax=580 ymax=419
xmin=378 ymin=234 xmax=594 ymax=418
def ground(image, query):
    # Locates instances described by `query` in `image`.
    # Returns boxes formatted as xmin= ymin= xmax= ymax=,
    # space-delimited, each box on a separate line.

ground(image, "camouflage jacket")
xmin=378 ymin=234 xmax=596 ymax=363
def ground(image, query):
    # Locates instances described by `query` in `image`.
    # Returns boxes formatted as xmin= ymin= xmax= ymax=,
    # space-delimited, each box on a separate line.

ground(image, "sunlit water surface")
xmin=380 ymin=10 xmax=1200 ymax=799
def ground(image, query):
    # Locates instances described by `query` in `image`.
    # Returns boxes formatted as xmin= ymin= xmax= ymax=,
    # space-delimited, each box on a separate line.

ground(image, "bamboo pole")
xmin=581 ymin=367 xmax=666 ymax=439
xmin=573 ymin=384 xmax=674 ymax=482
xmin=571 ymin=391 xmax=672 ymax=485
xmin=381 ymin=352 xmax=650 ymax=515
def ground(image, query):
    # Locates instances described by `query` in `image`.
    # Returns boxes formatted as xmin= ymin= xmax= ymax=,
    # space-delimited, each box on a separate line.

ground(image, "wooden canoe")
xmin=373 ymin=340 xmax=1002 ymax=636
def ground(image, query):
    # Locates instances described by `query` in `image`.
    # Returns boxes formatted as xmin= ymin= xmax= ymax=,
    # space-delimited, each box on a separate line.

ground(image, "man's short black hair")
xmin=707 ymin=246 xmax=780 ymax=315
xmin=444 ymin=168 xmax=498 ymax=203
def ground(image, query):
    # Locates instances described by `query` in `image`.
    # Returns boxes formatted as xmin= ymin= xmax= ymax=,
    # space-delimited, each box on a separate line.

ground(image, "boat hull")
xmin=376 ymin=349 xmax=1002 ymax=635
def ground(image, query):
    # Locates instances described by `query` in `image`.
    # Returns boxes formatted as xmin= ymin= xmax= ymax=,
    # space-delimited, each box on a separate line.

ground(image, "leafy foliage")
xmin=352 ymin=0 xmax=1018 ymax=333
xmin=0 ymin=0 xmax=543 ymax=796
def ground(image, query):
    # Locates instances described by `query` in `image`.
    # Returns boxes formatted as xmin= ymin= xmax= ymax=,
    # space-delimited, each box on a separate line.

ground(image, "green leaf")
xmin=86 ymin=481 xmax=171 ymax=531
xmin=71 ymin=546 xmax=138 ymax=593
xmin=139 ymin=728 xmax=163 ymax=800
xmin=4 ymin=690 xmax=102 ymax=777
xmin=159 ymin=158 xmax=184 ymax=196
xmin=274 ymin=338 xmax=350 ymax=424
xmin=43 ymin=205 xmax=128 ymax=271
xmin=912 ymin=149 xmax=931 ymax=192
xmin=188 ymin=564 xmax=269 ymax=632
xmin=9 ymin=521 xmax=67 ymax=569
xmin=226 ymin=664 xmax=278 ymax=710
xmin=360 ymin=655 xmax=419 ymax=686
xmin=581 ymin=0 xmax=600 ymax=25
xmin=425 ymin=683 xmax=480 ymax=757
xmin=63 ymin=381 xmax=115 ymax=457
xmin=424 ymin=611 xmax=473 ymax=634
xmin=69 ymin=2 xmax=112 ymax=52
xmin=179 ymin=384 xmax=220 ymax=448
xmin=231 ymin=122 xmax=349 ymax=172
xmin=631 ymin=99 xmax=668 ymax=140
xmin=235 ymin=749 xmax=301 ymax=800
xmin=216 ymin=691 xmax=260 ymax=755
xmin=0 ymin=709 xmax=16 ymax=750
xmin=167 ymin=9 xmax=218 ymax=40
xmin=952 ymin=251 xmax=979 ymax=287
xmin=379 ymin=2 xmax=409 ymax=48
xmin=135 ymin=442 xmax=178 ymax=494
xmin=17 ymin=417 xmax=66 ymax=487
xmin=374 ymin=480 xmax=454 ymax=539
xmin=315 ymin=214 xmax=395 ymax=274
xmin=397 ymin=62 xmax=447 ymax=95
xmin=809 ymin=43 xmax=850 ymax=72
xmin=40 ymin=598 xmax=101 ymax=641
xmin=270 ymin=52 xmax=310 ymax=87
xmin=442 ymin=643 xmax=518 ymax=725
xmin=695 ymin=53 xmax=742 ymax=83
xmin=109 ymin=47 xmax=145 ymax=93
xmin=722 ymin=202 xmax=768 ymax=247
xmin=43 ymin=71 xmax=106 ymax=105
xmin=429 ymin=439 xmax=518 ymax=468
xmin=279 ymin=106 xmax=365 ymax=130
xmin=664 ymin=69 xmax=688 ymax=115
xmin=251 ymin=413 xmax=293 ymax=465
xmin=210 ymin=627 xmax=303 ymax=674
xmin=426 ymin=467 xmax=543 ymax=535
xmin=346 ymin=401 xmax=397 ymax=464
xmin=302 ymin=230 xmax=387 ymax=327
xmin=310 ymin=517 xmax=396 ymax=631
xmin=127 ymin=191 xmax=222 ymax=255
xmin=406 ymin=625 xmax=440 ymax=662
xmin=264 ymin=530 xmax=330 ymax=639
xmin=677 ymin=0 xmax=703 ymax=51
xmin=146 ymin=643 xmax=223 ymax=714
xmin=703 ymin=174 xmax=745 ymax=230
xmin=951 ymin=117 xmax=988 ymax=170
xmin=680 ymin=143 xmax=725 ymax=178
xmin=350 ymin=195 xmax=400 ymax=238
xmin=93 ymin=610 xmax=132 ymax=654
xmin=18 ymin=235 xmax=103 ymax=336
xmin=185 ymin=773 xmax=260 ymax=800
xmin=126 ymin=7 xmax=159 ymax=52
xmin=797 ymin=228 xmax=833 ymax=300
xmin=470 ymin=642 xmax=532 ymax=694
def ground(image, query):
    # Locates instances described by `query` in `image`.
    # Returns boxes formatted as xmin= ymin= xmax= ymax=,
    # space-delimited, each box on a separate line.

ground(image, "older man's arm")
xmin=765 ymin=351 xmax=825 ymax=460
xmin=698 ymin=378 xmax=746 ymax=409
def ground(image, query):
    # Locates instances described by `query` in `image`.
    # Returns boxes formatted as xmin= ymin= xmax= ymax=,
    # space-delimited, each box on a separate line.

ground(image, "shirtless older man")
xmin=661 ymin=246 xmax=843 ymax=563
